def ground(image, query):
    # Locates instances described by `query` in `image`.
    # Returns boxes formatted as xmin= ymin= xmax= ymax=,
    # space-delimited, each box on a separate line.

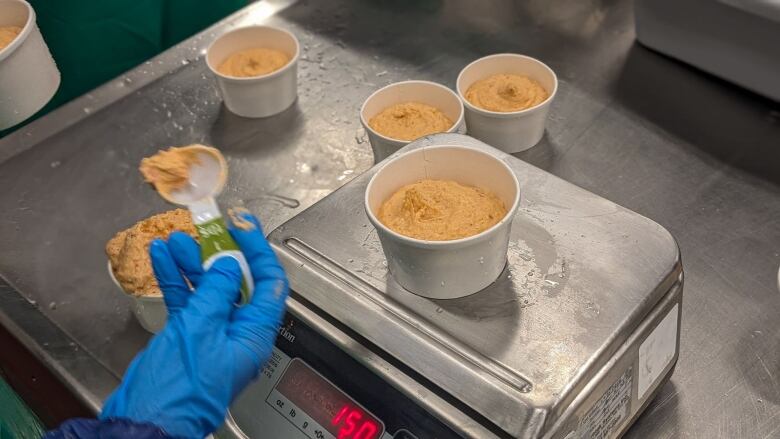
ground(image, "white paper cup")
xmin=365 ymin=145 xmax=520 ymax=299
xmin=108 ymin=262 xmax=167 ymax=333
xmin=456 ymin=53 xmax=557 ymax=153
xmin=0 ymin=0 xmax=60 ymax=130
xmin=360 ymin=80 xmax=465 ymax=162
xmin=206 ymin=25 xmax=299 ymax=118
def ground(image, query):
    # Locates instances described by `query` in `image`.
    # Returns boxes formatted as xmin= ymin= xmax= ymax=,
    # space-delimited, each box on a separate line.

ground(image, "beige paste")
xmin=217 ymin=48 xmax=290 ymax=78
xmin=228 ymin=206 xmax=256 ymax=231
xmin=368 ymin=102 xmax=453 ymax=141
xmin=106 ymin=209 xmax=198 ymax=296
xmin=140 ymin=146 xmax=203 ymax=195
xmin=0 ymin=26 xmax=21 ymax=51
xmin=465 ymin=73 xmax=548 ymax=112
xmin=378 ymin=179 xmax=507 ymax=241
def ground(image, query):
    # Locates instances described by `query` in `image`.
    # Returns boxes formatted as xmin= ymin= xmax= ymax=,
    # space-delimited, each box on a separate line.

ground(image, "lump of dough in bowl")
xmin=106 ymin=209 xmax=197 ymax=296
xmin=378 ymin=179 xmax=507 ymax=241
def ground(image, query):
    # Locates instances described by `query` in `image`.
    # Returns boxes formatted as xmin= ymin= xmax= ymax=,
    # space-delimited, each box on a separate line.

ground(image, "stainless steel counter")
xmin=0 ymin=0 xmax=778 ymax=437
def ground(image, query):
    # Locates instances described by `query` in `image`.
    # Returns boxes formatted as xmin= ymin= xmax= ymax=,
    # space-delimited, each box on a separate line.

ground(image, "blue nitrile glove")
xmin=100 ymin=212 xmax=289 ymax=439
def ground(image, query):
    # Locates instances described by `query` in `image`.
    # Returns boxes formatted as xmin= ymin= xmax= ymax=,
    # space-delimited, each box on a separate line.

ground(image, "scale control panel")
xmin=227 ymin=313 xmax=460 ymax=439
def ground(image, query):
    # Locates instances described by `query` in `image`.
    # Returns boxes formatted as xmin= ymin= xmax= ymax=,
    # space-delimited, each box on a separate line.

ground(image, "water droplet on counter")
xmin=82 ymin=107 xmax=92 ymax=114
xmin=181 ymin=59 xmax=190 ymax=65
xmin=440 ymin=281 xmax=445 ymax=286
xmin=48 ymin=301 xmax=57 ymax=310
xmin=376 ymin=70 xmax=388 ymax=77
xmin=348 ymin=258 xmax=354 ymax=263
xmin=355 ymin=128 xmax=368 ymax=144
xmin=50 ymin=161 xmax=61 ymax=168
xmin=478 ymin=257 xmax=484 ymax=264
xmin=435 ymin=307 xmax=443 ymax=313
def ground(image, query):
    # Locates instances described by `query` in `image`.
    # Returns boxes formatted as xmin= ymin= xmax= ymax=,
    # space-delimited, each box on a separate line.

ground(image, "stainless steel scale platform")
xmin=224 ymin=134 xmax=683 ymax=439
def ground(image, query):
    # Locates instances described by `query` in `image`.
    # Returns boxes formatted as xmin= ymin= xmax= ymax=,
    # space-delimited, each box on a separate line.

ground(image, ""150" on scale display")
xmin=274 ymin=359 xmax=385 ymax=439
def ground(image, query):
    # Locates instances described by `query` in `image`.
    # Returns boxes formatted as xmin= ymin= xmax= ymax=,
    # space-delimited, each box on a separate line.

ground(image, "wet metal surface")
xmin=0 ymin=0 xmax=778 ymax=437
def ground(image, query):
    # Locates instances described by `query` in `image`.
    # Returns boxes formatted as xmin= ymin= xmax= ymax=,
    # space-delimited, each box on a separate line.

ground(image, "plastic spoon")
xmin=143 ymin=145 xmax=254 ymax=304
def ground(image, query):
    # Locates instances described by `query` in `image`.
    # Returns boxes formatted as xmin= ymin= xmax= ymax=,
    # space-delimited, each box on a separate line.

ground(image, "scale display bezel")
xmin=268 ymin=357 xmax=386 ymax=439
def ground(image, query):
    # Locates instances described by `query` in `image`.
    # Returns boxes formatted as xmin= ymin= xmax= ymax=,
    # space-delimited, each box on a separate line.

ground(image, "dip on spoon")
xmin=140 ymin=145 xmax=253 ymax=304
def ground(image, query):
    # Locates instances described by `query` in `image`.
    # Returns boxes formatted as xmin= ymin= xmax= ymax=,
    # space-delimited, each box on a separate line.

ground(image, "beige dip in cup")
xmin=0 ymin=0 xmax=60 ymax=130
xmin=106 ymin=209 xmax=197 ymax=333
xmin=457 ymin=53 xmax=557 ymax=153
xmin=365 ymin=144 xmax=520 ymax=299
xmin=360 ymin=80 xmax=464 ymax=162
xmin=206 ymin=25 xmax=299 ymax=118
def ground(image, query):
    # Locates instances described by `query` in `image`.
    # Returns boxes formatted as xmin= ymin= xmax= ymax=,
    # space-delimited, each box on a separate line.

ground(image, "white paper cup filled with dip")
xmin=108 ymin=262 xmax=167 ymax=333
xmin=0 ymin=0 xmax=60 ymax=130
xmin=206 ymin=25 xmax=299 ymax=118
xmin=365 ymin=144 xmax=520 ymax=299
xmin=105 ymin=209 xmax=198 ymax=333
xmin=457 ymin=53 xmax=557 ymax=153
xmin=360 ymin=80 xmax=464 ymax=162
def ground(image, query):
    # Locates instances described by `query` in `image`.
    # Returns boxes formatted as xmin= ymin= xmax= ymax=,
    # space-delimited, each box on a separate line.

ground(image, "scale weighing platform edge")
xmin=222 ymin=134 xmax=683 ymax=439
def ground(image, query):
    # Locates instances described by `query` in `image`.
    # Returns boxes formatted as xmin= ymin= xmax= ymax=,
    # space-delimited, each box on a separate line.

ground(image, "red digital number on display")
xmin=332 ymin=405 xmax=380 ymax=439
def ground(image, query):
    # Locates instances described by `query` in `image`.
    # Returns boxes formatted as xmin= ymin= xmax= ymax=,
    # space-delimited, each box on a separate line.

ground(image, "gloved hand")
xmin=100 ymin=211 xmax=289 ymax=439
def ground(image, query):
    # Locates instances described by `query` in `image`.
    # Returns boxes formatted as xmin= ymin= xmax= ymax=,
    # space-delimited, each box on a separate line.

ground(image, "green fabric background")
xmin=0 ymin=375 xmax=44 ymax=439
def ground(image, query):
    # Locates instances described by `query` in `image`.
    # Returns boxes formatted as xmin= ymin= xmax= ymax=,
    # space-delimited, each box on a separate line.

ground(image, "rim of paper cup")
xmin=360 ymin=80 xmax=466 ymax=144
xmin=456 ymin=53 xmax=558 ymax=118
xmin=0 ymin=0 xmax=34 ymax=62
xmin=107 ymin=261 xmax=163 ymax=300
xmin=364 ymin=144 xmax=520 ymax=247
xmin=206 ymin=25 xmax=300 ymax=82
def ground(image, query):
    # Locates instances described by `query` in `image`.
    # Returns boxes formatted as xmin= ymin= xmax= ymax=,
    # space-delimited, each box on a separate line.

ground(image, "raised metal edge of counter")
xmin=0 ymin=277 xmax=118 ymax=415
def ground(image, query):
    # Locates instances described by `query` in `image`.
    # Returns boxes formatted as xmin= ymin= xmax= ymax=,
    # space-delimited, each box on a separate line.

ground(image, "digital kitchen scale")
xmin=220 ymin=134 xmax=683 ymax=439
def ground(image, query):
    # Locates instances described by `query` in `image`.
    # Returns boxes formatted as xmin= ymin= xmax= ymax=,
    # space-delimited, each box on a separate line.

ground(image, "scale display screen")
xmin=268 ymin=358 xmax=385 ymax=439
